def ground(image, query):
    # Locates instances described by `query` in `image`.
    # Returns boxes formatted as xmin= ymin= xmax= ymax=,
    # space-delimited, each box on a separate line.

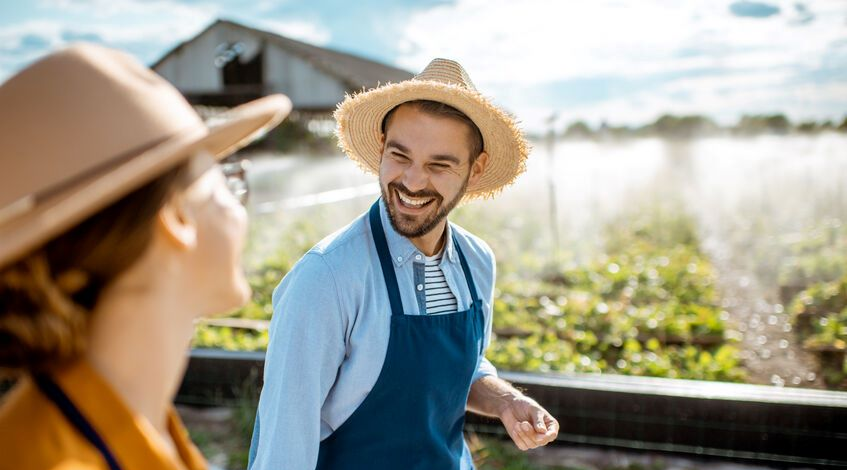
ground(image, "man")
xmin=249 ymin=58 xmax=558 ymax=470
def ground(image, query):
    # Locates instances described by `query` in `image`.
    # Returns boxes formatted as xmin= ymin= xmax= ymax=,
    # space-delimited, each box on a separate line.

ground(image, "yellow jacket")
xmin=0 ymin=360 xmax=206 ymax=470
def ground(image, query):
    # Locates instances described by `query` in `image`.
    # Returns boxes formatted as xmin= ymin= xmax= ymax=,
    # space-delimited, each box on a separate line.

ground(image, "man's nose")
xmin=402 ymin=165 xmax=429 ymax=193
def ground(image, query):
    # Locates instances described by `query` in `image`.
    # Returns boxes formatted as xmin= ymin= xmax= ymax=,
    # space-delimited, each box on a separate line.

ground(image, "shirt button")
xmin=415 ymin=254 xmax=422 ymax=261
xmin=397 ymin=256 xmax=403 ymax=262
xmin=417 ymin=284 xmax=423 ymax=291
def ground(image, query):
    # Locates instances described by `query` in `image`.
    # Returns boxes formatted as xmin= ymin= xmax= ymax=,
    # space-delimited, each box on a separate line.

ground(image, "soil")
xmin=526 ymin=444 xmax=791 ymax=470
xmin=699 ymin=235 xmax=826 ymax=389
xmin=178 ymin=405 xmax=248 ymax=470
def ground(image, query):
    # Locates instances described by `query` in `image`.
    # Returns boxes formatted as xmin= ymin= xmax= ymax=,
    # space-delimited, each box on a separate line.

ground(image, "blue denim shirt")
xmin=249 ymin=199 xmax=497 ymax=470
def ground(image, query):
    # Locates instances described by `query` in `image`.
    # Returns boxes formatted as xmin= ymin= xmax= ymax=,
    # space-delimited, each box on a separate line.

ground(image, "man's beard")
xmin=381 ymin=177 xmax=468 ymax=239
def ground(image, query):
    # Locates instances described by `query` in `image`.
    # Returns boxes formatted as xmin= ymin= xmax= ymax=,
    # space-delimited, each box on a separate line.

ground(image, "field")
xmin=194 ymin=203 xmax=746 ymax=382
xmin=186 ymin=134 xmax=847 ymax=470
xmin=195 ymin=135 xmax=847 ymax=388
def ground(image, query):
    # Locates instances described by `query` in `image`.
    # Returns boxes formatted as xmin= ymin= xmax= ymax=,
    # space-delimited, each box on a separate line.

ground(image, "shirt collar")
xmin=50 ymin=359 xmax=207 ymax=470
xmin=378 ymin=198 xmax=457 ymax=267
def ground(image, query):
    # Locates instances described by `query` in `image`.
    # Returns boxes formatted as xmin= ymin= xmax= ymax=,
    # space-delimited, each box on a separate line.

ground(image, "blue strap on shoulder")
xmin=369 ymin=201 xmax=405 ymax=317
xmin=34 ymin=374 xmax=122 ymax=470
xmin=452 ymin=233 xmax=480 ymax=305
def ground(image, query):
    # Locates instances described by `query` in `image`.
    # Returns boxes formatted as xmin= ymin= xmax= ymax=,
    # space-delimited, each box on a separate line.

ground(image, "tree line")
xmin=558 ymin=114 xmax=847 ymax=140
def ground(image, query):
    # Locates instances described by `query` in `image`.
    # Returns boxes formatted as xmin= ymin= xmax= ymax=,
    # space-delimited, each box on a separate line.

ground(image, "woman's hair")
xmin=0 ymin=162 xmax=193 ymax=376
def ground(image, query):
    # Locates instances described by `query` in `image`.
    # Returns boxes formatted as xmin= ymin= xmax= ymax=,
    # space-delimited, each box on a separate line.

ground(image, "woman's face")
xmin=180 ymin=153 xmax=250 ymax=317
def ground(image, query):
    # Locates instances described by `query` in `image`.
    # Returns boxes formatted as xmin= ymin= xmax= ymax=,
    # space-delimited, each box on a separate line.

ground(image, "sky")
xmin=1 ymin=0 xmax=845 ymax=132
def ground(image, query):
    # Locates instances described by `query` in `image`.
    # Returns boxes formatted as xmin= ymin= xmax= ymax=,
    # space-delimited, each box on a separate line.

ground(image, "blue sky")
xmin=1 ymin=0 xmax=845 ymax=131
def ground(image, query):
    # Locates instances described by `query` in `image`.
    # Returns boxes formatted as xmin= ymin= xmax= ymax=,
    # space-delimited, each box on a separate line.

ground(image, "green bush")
xmin=778 ymin=220 xmax=847 ymax=288
xmin=790 ymin=276 xmax=847 ymax=317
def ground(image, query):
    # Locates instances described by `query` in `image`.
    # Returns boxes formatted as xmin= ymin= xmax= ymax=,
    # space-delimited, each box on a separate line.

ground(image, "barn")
xmin=152 ymin=18 xmax=412 ymax=127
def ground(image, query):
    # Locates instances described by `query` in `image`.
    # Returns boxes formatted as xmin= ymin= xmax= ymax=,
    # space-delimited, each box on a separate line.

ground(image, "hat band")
xmin=0 ymin=129 xmax=190 ymax=228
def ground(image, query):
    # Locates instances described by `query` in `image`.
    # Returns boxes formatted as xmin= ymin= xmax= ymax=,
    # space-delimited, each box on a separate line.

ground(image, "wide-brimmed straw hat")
xmin=334 ymin=58 xmax=529 ymax=200
xmin=0 ymin=43 xmax=291 ymax=268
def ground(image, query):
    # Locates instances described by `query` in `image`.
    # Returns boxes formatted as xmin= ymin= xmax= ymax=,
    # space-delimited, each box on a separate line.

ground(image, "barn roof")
xmin=152 ymin=19 xmax=413 ymax=92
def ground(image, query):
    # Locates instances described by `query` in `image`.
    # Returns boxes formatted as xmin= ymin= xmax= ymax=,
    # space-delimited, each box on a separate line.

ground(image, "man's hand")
xmin=466 ymin=376 xmax=559 ymax=451
xmin=498 ymin=394 xmax=559 ymax=451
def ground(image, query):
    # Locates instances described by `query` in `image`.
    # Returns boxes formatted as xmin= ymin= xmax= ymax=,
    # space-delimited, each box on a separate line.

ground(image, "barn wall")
xmin=154 ymin=22 xmax=348 ymax=110
xmin=263 ymin=43 xmax=348 ymax=109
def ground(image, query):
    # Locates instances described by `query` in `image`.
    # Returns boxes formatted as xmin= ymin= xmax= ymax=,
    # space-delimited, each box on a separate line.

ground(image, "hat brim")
xmin=334 ymin=80 xmax=529 ymax=200
xmin=0 ymin=94 xmax=291 ymax=268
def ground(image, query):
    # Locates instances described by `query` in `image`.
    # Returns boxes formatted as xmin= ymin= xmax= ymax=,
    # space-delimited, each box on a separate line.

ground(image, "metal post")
xmin=546 ymin=113 xmax=560 ymax=252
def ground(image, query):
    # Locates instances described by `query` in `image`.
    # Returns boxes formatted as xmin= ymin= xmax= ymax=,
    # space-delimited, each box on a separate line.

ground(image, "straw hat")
xmin=334 ymin=58 xmax=529 ymax=200
xmin=0 ymin=43 xmax=291 ymax=268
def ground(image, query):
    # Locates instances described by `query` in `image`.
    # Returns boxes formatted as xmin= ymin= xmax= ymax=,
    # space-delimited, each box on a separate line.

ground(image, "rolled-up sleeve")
xmin=249 ymin=252 xmax=347 ymax=470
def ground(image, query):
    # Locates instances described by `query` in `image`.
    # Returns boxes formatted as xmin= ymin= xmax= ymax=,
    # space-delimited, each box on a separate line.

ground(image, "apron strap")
xmin=452 ymin=233 xmax=480 ymax=305
xmin=34 ymin=374 xmax=123 ymax=470
xmin=369 ymin=201 xmax=405 ymax=317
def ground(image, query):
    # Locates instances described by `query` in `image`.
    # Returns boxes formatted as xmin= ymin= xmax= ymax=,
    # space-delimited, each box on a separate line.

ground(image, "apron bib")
xmin=316 ymin=201 xmax=484 ymax=470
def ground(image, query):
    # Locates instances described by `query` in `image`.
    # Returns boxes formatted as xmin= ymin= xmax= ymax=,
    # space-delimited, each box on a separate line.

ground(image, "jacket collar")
xmin=49 ymin=359 xmax=206 ymax=470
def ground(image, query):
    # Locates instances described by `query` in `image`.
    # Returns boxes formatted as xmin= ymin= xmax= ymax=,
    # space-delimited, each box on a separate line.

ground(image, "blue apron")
xmin=34 ymin=374 xmax=123 ymax=470
xmin=315 ymin=201 xmax=485 ymax=470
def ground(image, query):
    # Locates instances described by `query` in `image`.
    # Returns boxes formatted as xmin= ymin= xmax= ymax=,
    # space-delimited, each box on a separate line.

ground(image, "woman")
xmin=0 ymin=44 xmax=291 ymax=469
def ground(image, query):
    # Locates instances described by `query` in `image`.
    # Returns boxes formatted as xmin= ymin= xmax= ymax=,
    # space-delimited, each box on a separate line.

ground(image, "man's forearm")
xmin=466 ymin=375 xmax=523 ymax=417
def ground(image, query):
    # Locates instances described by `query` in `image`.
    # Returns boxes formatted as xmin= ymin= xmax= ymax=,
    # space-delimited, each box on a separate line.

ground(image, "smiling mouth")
xmin=395 ymin=188 xmax=436 ymax=209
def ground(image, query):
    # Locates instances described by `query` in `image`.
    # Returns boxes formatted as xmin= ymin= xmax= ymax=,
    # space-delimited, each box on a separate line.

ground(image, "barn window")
xmin=214 ymin=41 xmax=263 ymax=90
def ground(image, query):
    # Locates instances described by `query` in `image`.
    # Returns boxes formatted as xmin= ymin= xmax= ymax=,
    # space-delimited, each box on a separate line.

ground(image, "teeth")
xmin=397 ymin=191 xmax=433 ymax=207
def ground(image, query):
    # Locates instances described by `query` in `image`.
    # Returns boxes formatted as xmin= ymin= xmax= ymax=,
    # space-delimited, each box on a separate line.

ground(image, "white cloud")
xmin=408 ymin=0 xmax=847 ymax=83
xmin=396 ymin=0 xmax=847 ymax=131
xmin=540 ymin=77 xmax=847 ymax=129
xmin=0 ymin=1 xmax=218 ymax=79
xmin=28 ymin=0 xmax=218 ymax=49
xmin=254 ymin=19 xmax=331 ymax=45
xmin=38 ymin=0 xmax=216 ymax=18
xmin=399 ymin=0 xmax=844 ymax=83
xmin=36 ymin=0 xmax=331 ymax=47
xmin=0 ymin=21 xmax=63 ymax=52
xmin=5 ymin=0 xmax=844 ymax=130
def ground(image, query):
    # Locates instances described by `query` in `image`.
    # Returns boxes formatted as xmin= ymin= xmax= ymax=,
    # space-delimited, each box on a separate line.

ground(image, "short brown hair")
xmin=0 ymin=163 xmax=193 ymax=376
xmin=381 ymin=100 xmax=484 ymax=164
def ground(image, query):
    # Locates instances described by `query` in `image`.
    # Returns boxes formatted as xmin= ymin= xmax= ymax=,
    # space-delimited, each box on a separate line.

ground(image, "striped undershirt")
xmin=424 ymin=252 xmax=459 ymax=314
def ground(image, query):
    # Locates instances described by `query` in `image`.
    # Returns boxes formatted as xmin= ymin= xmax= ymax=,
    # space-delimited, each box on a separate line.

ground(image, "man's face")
xmin=379 ymin=104 xmax=484 ymax=238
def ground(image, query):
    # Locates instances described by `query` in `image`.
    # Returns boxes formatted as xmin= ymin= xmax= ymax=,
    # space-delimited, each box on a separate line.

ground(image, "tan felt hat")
xmin=0 ymin=43 xmax=292 ymax=268
xmin=334 ymin=58 xmax=529 ymax=200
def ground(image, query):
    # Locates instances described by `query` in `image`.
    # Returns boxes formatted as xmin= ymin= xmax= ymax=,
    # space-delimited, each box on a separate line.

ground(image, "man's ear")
xmin=468 ymin=151 xmax=489 ymax=187
xmin=378 ymin=133 xmax=387 ymax=164
xmin=156 ymin=198 xmax=197 ymax=251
